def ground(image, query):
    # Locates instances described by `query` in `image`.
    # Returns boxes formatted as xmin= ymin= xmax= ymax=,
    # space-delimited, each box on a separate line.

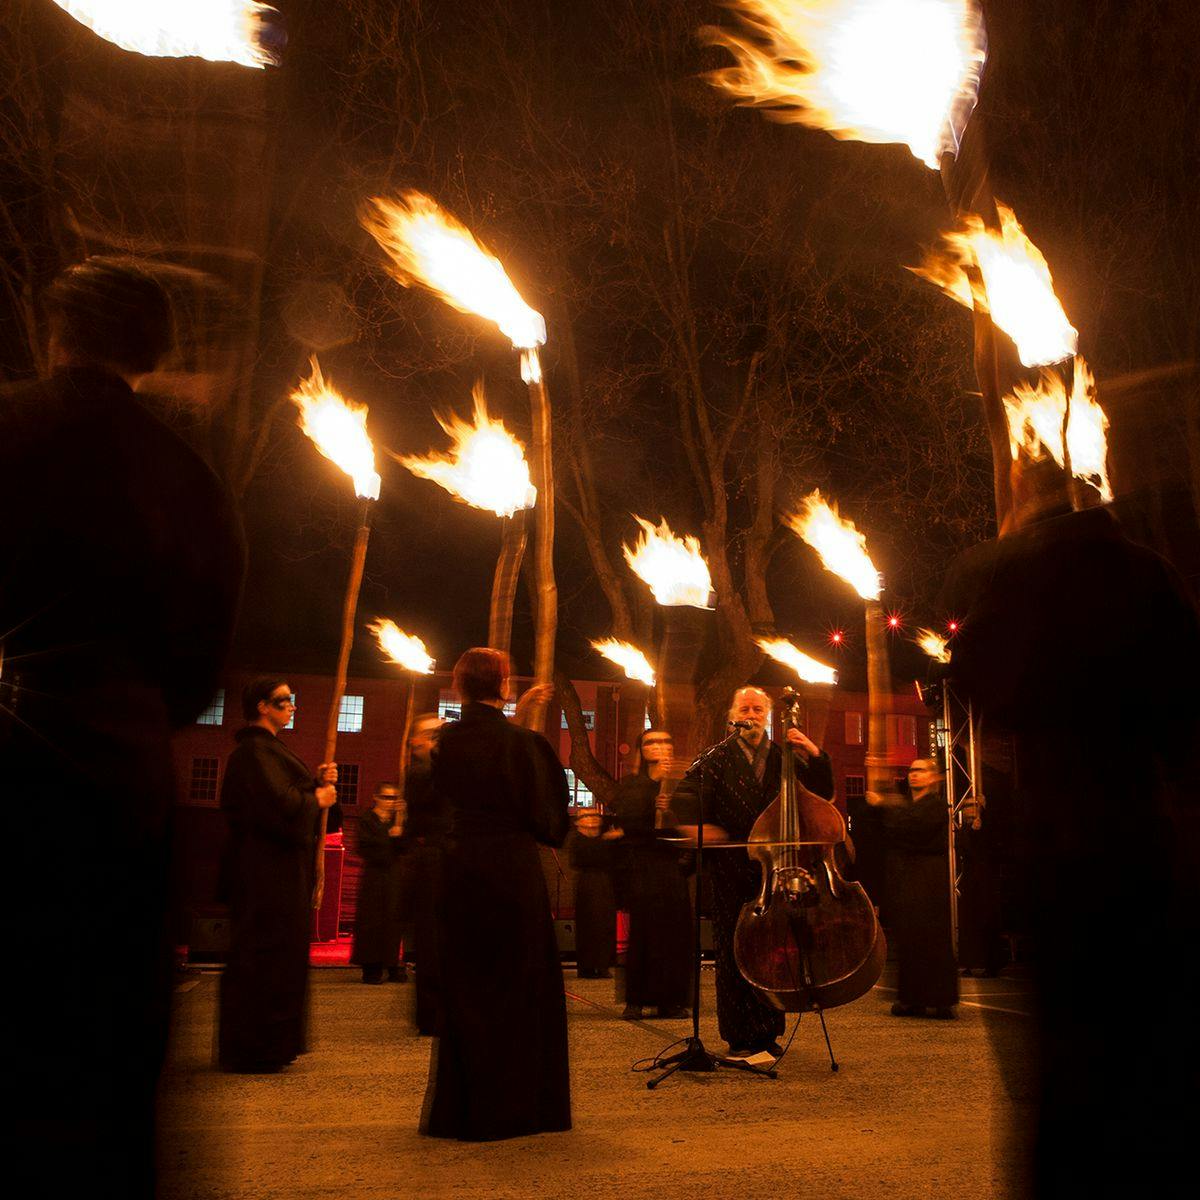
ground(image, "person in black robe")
xmin=955 ymin=781 xmax=1009 ymax=978
xmin=871 ymin=759 xmax=958 ymax=1017
xmin=610 ymin=728 xmax=692 ymax=1017
xmin=672 ymin=687 xmax=834 ymax=1057
xmin=0 ymin=259 xmax=244 ymax=1199
xmin=940 ymin=460 xmax=1200 ymax=1195
xmin=352 ymin=781 xmax=409 ymax=984
xmin=421 ymin=649 xmax=571 ymax=1141
xmin=401 ymin=714 xmax=447 ymax=1033
xmin=567 ymin=809 xmax=618 ymax=979
xmin=217 ymin=679 xmax=338 ymax=1072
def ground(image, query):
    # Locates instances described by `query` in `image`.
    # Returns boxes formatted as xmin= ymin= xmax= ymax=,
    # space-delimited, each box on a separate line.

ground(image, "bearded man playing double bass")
xmin=673 ymin=686 xmax=832 ymax=1059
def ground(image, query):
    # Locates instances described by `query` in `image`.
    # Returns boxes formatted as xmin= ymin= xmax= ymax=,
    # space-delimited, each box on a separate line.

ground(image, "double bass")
xmin=733 ymin=689 xmax=886 ymax=1011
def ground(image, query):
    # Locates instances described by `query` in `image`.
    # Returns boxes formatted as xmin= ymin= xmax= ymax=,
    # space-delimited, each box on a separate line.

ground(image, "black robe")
xmin=351 ymin=809 xmax=408 ymax=969
xmin=0 ymin=367 xmax=243 ymax=1197
xmin=941 ymin=505 xmax=1200 ymax=1194
xmin=404 ymin=768 xmax=446 ymax=1034
xmin=673 ymin=739 xmax=834 ymax=1049
xmin=421 ymin=702 xmax=572 ymax=1140
xmin=217 ymin=727 xmax=321 ymax=1072
xmin=883 ymin=791 xmax=958 ymax=1009
xmin=610 ymin=775 xmax=692 ymax=1008
xmin=567 ymin=829 xmax=617 ymax=976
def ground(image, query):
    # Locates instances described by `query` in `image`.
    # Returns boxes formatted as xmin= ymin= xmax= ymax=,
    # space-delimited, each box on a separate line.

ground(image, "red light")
xmin=946 ymin=620 xmax=959 ymax=634
xmin=829 ymin=629 xmax=844 ymax=646
xmin=888 ymin=615 xmax=901 ymax=628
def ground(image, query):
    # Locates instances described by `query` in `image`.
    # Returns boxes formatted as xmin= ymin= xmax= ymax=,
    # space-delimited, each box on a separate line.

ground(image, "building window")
xmin=284 ymin=693 xmax=296 ymax=730
xmin=337 ymin=694 xmax=364 ymax=733
xmin=438 ymin=698 xmax=516 ymax=722
xmin=189 ymin=757 xmax=220 ymax=804
xmin=196 ymin=689 xmax=225 ymax=726
xmin=845 ymin=712 xmax=864 ymax=745
xmin=845 ymin=775 xmax=866 ymax=800
xmin=560 ymin=710 xmax=595 ymax=731
xmin=336 ymin=763 xmax=360 ymax=807
xmin=564 ymin=768 xmax=594 ymax=808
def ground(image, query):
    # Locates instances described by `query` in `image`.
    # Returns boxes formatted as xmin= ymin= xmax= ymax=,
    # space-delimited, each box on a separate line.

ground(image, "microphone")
xmin=728 ymin=719 xmax=753 ymax=730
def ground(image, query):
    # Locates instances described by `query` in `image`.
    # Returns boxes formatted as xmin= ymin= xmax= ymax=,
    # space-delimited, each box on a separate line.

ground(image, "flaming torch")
xmin=622 ymin=516 xmax=715 ymax=752
xmin=50 ymin=1 xmax=278 ymax=67
xmin=911 ymin=202 xmax=1078 ymax=369
xmin=705 ymin=0 xmax=987 ymax=170
xmin=916 ymin=628 xmax=951 ymax=664
xmin=394 ymin=382 xmax=537 ymax=655
xmin=591 ymin=638 xmax=656 ymax=688
xmin=370 ymin=619 xmax=435 ymax=815
xmin=756 ymin=637 xmax=838 ymax=685
xmin=1003 ymin=356 xmax=1113 ymax=503
xmin=786 ymin=491 xmax=895 ymax=796
xmin=291 ymin=357 xmax=381 ymax=906
xmin=362 ymin=192 xmax=556 ymax=729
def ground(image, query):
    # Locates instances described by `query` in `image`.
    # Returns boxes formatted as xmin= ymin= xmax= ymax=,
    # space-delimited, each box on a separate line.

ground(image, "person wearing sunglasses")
xmin=217 ymin=678 xmax=337 ymax=1073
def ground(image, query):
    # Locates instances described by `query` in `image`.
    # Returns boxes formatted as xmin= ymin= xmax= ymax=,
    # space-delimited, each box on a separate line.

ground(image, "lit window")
xmin=844 ymin=775 xmax=866 ymax=800
xmin=560 ymin=710 xmax=595 ymax=731
xmin=336 ymin=763 xmax=360 ymax=806
xmin=564 ymin=768 xmax=594 ymax=809
xmin=196 ymin=689 xmax=225 ymax=726
xmin=189 ymin=756 xmax=220 ymax=804
xmin=338 ymin=694 xmax=364 ymax=733
xmin=845 ymin=712 xmax=864 ymax=745
xmin=438 ymin=698 xmax=517 ymax=722
xmin=284 ymin=694 xmax=296 ymax=730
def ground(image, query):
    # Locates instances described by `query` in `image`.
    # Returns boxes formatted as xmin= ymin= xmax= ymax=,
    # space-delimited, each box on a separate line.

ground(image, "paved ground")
xmin=159 ymin=965 xmax=1037 ymax=1199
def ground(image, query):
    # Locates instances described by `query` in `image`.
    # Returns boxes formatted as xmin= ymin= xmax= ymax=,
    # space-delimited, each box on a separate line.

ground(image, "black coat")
xmin=941 ymin=506 xmax=1200 ymax=1192
xmin=351 ymin=809 xmax=407 ymax=967
xmin=611 ymin=774 xmax=692 ymax=1008
xmin=0 ymin=367 xmax=243 ymax=1196
xmin=567 ymin=829 xmax=616 ymax=975
xmin=882 ymin=791 xmax=957 ymax=1008
xmin=421 ymin=702 xmax=571 ymax=1141
xmin=217 ymin=727 xmax=321 ymax=1071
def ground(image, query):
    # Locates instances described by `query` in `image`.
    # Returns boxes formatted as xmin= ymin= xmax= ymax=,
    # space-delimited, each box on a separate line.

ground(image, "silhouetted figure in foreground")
xmin=567 ymin=808 xmax=618 ymax=979
xmin=421 ymin=650 xmax=571 ymax=1141
xmin=0 ymin=258 xmax=243 ymax=1198
xmin=218 ymin=679 xmax=337 ymax=1072
xmin=942 ymin=462 xmax=1200 ymax=1196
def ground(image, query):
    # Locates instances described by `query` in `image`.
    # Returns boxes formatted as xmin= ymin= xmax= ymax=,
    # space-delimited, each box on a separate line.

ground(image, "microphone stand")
xmin=647 ymin=727 xmax=777 ymax=1087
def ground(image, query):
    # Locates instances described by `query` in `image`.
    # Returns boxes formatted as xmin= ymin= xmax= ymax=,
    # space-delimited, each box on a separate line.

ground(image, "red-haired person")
xmin=420 ymin=649 xmax=571 ymax=1141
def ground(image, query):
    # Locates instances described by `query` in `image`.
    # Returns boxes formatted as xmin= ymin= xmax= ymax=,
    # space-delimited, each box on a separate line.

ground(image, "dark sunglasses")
xmin=268 ymin=696 xmax=294 ymax=709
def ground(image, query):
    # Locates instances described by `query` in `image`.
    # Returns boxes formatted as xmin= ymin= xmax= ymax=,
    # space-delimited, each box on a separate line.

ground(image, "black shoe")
xmin=361 ymin=968 xmax=384 ymax=985
xmin=622 ymin=1005 xmax=643 ymax=1020
xmin=890 ymin=1002 xmax=919 ymax=1017
xmin=727 ymin=1041 xmax=783 ymax=1059
xmin=387 ymin=967 xmax=408 ymax=983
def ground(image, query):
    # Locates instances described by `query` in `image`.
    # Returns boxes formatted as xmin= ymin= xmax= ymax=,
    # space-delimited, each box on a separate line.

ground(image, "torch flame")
xmin=785 ymin=490 xmax=881 ymax=600
xmin=291 ymin=359 xmax=381 ymax=501
xmin=706 ymin=0 xmax=986 ymax=169
xmin=622 ymin=516 xmax=715 ymax=609
xmin=910 ymin=202 xmax=1078 ymax=368
xmin=916 ymin=629 xmax=951 ymax=663
xmin=1004 ymin=356 xmax=1112 ymax=502
xmin=395 ymin=383 xmax=536 ymax=517
xmin=757 ymin=637 xmax=838 ymax=685
xmin=591 ymin=639 xmax=657 ymax=687
xmin=50 ymin=1 xmax=277 ymax=67
xmin=362 ymin=192 xmax=545 ymax=351
xmin=369 ymin=620 xmax=435 ymax=674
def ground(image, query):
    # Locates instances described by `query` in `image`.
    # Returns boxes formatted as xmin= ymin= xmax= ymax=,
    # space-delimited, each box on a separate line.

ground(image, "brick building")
xmin=171 ymin=671 xmax=932 ymax=946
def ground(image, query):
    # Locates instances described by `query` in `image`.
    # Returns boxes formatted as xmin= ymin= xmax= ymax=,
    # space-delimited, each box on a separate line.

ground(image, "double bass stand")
xmin=647 ymin=731 xmax=778 ymax=1088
